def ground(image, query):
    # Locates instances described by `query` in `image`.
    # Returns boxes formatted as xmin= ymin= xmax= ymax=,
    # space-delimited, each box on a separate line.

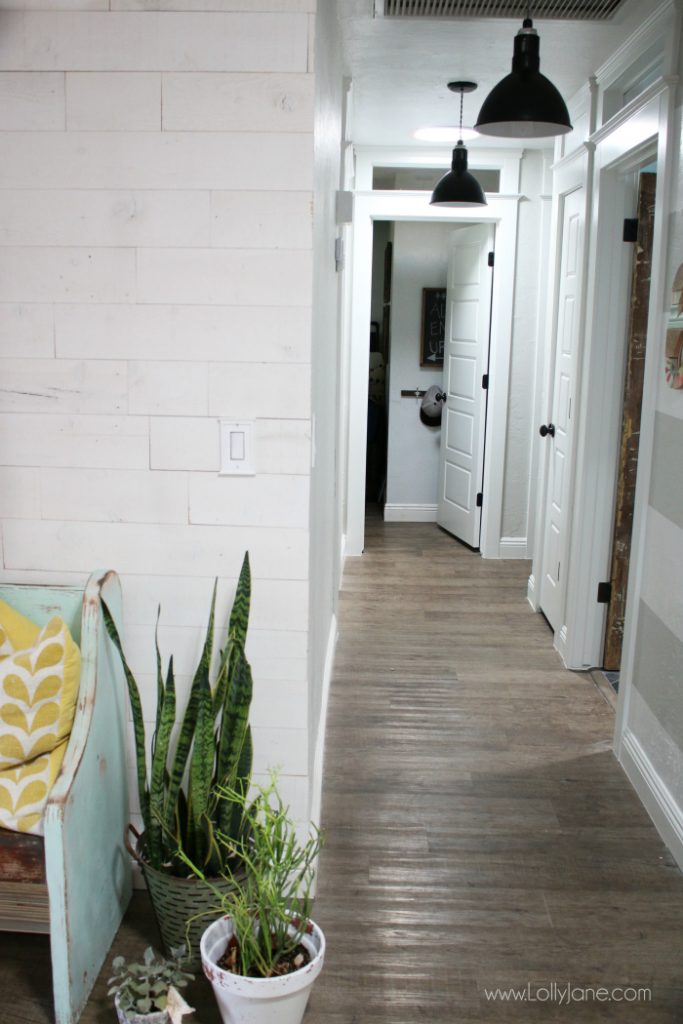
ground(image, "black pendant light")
xmin=475 ymin=15 xmax=572 ymax=139
xmin=430 ymin=82 xmax=487 ymax=208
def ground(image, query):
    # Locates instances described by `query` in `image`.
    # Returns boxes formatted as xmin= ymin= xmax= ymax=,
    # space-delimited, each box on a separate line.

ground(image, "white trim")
xmin=309 ymin=613 xmax=337 ymax=832
xmin=620 ymin=730 xmax=683 ymax=873
xmin=499 ymin=537 xmax=528 ymax=559
xmin=527 ymin=572 xmax=537 ymax=610
xmin=564 ymin=83 xmax=674 ymax=671
xmin=383 ymin=503 xmax=438 ymax=523
xmin=344 ymin=188 xmax=521 ymax=559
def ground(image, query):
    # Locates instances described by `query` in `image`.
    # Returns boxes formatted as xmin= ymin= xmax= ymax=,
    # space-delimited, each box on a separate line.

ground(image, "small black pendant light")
xmin=430 ymin=81 xmax=487 ymax=208
xmin=475 ymin=13 xmax=572 ymax=139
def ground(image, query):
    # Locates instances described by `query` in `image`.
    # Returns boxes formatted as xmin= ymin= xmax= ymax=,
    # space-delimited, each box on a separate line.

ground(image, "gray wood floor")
xmin=2 ymin=518 xmax=682 ymax=1022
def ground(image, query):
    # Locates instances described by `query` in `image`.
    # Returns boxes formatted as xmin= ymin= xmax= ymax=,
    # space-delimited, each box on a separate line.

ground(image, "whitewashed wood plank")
xmin=0 ymin=71 xmax=64 ymax=129
xmin=112 ymin=0 xmax=314 ymax=10
xmin=0 ymin=12 xmax=309 ymax=72
xmin=39 ymin=467 xmax=188 ymax=524
xmin=255 ymin=419 xmax=311 ymax=475
xmin=0 ymin=247 xmax=135 ymax=303
xmin=210 ymin=190 xmax=313 ymax=250
xmin=0 ymin=1 xmax=108 ymax=8
xmin=0 ymin=358 xmax=127 ymax=413
xmin=128 ymin=361 xmax=208 ymax=416
xmin=136 ymin=248 xmax=313 ymax=306
xmin=0 ymin=132 xmax=313 ymax=190
xmin=2 ymin=520 xmax=310 ymax=579
xmin=0 ymin=190 xmax=211 ymax=247
xmin=0 ymin=466 xmax=40 ymax=517
xmin=120 ymin=573 xmax=308 ymax=631
xmin=209 ymin=362 xmax=311 ymax=420
xmin=189 ymin=473 xmax=309 ymax=529
xmin=252 ymin=726 xmax=307 ymax=775
xmin=162 ymin=72 xmax=313 ymax=132
xmin=66 ymin=72 xmax=161 ymax=131
xmin=149 ymin=416 xmax=219 ymax=471
xmin=55 ymin=304 xmax=311 ymax=362
xmin=0 ymin=412 xmax=149 ymax=468
xmin=0 ymin=304 xmax=54 ymax=357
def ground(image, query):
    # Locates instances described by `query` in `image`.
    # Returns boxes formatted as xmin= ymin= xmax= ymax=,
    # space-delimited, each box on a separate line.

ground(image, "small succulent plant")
xmin=108 ymin=946 xmax=193 ymax=1016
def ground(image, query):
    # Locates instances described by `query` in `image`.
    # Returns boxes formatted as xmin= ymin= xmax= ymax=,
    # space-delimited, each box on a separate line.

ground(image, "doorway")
xmin=345 ymin=185 xmax=520 ymax=559
xmin=602 ymin=169 xmax=657 ymax=679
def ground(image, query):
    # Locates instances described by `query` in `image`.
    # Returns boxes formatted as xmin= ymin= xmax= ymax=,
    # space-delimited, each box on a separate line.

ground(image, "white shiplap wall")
xmin=0 ymin=1 xmax=317 ymax=831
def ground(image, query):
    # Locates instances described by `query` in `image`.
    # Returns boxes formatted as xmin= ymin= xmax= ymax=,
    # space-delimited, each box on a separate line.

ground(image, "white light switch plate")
xmin=219 ymin=420 xmax=254 ymax=475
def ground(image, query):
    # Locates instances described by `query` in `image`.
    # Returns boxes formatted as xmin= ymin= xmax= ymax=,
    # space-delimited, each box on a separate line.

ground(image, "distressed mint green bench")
xmin=0 ymin=570 xmax=132 ymax=1023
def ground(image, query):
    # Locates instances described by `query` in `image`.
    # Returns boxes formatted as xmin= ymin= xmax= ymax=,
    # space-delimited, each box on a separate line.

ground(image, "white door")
xmin=437 ymin=224 xmax=494 ymax=549
xmin=539 ymin=187 xmax=585 ymax=630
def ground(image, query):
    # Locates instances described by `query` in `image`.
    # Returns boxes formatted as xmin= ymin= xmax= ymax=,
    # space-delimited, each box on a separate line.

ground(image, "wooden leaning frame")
xmin=0 ymin=570 xmax=132 ymax=1023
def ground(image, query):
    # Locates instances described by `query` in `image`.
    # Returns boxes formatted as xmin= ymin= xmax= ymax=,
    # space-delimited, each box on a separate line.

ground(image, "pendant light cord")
xmin=458 ymin=87 xmax=464 ymax=144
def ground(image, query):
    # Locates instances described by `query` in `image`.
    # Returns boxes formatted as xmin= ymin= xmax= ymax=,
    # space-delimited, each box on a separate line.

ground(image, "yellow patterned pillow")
xmin=0 ymin=615 xmax=80 ymax=835
xmin=0 ymin=600 xmax=40 ymax=659
xmin=0 ymin=740 xmax=69 ymax=835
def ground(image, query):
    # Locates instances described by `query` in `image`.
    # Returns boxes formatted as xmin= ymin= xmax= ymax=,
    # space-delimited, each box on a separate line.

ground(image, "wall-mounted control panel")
xmin=219 ymin=420 xmax=254 ymax=475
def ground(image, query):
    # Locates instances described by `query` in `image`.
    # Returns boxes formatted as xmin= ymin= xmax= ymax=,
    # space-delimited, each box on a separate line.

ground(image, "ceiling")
xmin=336 ymin=0 xmax=662 ymax=148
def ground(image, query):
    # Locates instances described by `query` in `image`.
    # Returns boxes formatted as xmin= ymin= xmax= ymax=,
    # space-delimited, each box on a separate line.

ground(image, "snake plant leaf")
xmin=165 ymin=580 xmax=217 ymax=836
xmin=101 ymin=599 xmax=150 ymax=836
xmin=213 ymin=554 xmax=251 ymax=715
xmin=188 ymin=668 xmax=215 ymax=864
xmin=219 ymin=724 xmax=252 ymax=841
xmin=152 ymin=605 xmax=164 ymax=760
xmin=216 ymin=645 xmax=253 ymax=796
xmin=149 ymin=655 xmax=175 ymax=866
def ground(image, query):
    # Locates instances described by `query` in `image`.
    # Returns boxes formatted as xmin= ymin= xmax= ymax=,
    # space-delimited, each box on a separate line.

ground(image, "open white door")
xmin=538 ymin=187 xmax=585 ymax=631
xmin=437 ymin=224 xmax=494 ymax=549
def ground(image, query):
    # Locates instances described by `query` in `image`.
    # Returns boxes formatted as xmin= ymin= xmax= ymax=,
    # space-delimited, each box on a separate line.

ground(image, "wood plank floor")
xmin=1 ymin=518 xmax=682 ymax=1022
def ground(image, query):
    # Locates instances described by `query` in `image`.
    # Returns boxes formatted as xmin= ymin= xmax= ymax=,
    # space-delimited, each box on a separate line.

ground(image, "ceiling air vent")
xmin=376 ymin=0 xmax=625 ymax=19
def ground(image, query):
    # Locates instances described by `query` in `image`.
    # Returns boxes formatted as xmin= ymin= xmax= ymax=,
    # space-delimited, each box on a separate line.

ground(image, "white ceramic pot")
xmin=200 ymin=915 xmax=325 ymax=1024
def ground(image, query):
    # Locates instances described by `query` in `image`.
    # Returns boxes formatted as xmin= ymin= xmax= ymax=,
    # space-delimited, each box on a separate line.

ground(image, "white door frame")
xmin=559 ymin=78 xmax=676 ymax=671
xmin=345 ymin=161 xmax=521 ymax=559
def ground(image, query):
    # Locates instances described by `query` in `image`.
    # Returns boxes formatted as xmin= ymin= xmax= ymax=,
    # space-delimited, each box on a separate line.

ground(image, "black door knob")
xmin=539 ymin=423 xmax=555 ymax=438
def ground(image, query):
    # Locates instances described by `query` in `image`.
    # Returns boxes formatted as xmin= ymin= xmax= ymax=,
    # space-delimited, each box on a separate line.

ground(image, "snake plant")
xmin=102 ymin=553 xmax=253 ymax=875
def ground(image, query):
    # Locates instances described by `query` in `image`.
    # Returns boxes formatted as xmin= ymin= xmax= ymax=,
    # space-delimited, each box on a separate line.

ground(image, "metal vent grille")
xmin=378 ymin=0 xmax=624 ymax=19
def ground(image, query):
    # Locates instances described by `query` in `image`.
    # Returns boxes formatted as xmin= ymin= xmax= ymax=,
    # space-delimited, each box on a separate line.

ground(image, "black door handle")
xmin=539 ymin=423 xmax=555 ymax=438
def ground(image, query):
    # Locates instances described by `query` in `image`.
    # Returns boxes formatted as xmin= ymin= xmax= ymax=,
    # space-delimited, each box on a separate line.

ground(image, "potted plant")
xmin=102 ymin=553 xmax=254 ymax=967
xmin=181 ymin=774 xmax=325 ymax=1024
xmin=108 ymin=946 xmax=194 ymax=1024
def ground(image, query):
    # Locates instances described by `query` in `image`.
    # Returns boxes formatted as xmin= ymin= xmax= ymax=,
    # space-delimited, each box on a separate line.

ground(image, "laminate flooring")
xmin=1 ymin=518 xmax=681 ymax=1022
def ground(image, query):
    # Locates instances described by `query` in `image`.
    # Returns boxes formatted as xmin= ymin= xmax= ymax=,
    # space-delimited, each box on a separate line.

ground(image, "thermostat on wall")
xmin=219 ymin=420 xmax=254 ymax=475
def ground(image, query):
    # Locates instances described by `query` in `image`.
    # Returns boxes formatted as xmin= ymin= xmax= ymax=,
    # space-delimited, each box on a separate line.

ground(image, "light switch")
xmin=219 ymin=420 xmax=254 ymax=475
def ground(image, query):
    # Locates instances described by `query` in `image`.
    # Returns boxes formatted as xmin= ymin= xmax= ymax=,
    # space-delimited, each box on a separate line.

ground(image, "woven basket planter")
xmin=127 ymin=825 xmax=240 ymax=971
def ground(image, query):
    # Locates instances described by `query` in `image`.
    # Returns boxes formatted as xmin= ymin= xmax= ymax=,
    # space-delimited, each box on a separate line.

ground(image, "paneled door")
xmin=539 ymin=187 xmax=585 ymax=631
xmin=437 ymin=224 xmax=494 ymax=549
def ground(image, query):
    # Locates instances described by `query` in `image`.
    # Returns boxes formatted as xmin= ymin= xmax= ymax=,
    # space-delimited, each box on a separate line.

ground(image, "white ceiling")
xmin=336 ymin=0 xmax=660 ymax=148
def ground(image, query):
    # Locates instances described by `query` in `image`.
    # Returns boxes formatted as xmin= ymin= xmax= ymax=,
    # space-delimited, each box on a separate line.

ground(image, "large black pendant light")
xmin=430 ymin=82 xmax=487 ymax=208
xmin=475 ymin=16 xmax=572 ymax=139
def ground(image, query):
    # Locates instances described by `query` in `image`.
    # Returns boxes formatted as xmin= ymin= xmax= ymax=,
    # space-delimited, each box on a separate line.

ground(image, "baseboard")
xmin=383 ymin=503 xmax=438 ymax=523
xmin=499 ymin=536 xmax=528 ymax=558
xmin=309 ymin=613 xmax=337 ymax=832
xmin=620 ymin=729 xmax=683 ymax=872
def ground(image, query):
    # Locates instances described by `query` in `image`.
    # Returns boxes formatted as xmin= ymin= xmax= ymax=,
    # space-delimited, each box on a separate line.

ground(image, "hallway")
xmin=309 ymin=517 xmax=683 ymax=1023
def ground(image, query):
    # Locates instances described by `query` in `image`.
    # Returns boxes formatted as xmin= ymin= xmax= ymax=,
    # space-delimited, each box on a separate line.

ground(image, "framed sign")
xmin=420 ymin=288 xmax=446 ymax=367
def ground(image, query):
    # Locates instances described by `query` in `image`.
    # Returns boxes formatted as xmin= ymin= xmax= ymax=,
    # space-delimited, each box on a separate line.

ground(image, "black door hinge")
xmin=623 ymin=218 xmax=639 ymax=243
xmin=476 ymin=492 xmax=483 ymax=508
xmin=487 ymin=251 xmax=495 ymax=267
xmin=597 ymin=581 xmax=612 ymax=603
xmin=482 ymin=373 xmax=489 ymax=390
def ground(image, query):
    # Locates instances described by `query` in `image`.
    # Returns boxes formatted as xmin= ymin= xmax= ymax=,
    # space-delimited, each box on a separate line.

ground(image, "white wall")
xmin=620 ymin=97 xmax=683 ymax=868
xmin=0 ymin=2 xmax=317 ymax=831
xmin=385 ymin=220 xmax=453 ymax=513
xmin=308 ymin=0 xmax=343 ymax=821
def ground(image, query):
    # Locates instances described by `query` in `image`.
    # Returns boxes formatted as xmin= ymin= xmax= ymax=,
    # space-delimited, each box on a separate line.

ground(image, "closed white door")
xmin=539 ymin=187 xmax=585 ymax=630
xmin=437 ymin=224 xmax=494 ymax=549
